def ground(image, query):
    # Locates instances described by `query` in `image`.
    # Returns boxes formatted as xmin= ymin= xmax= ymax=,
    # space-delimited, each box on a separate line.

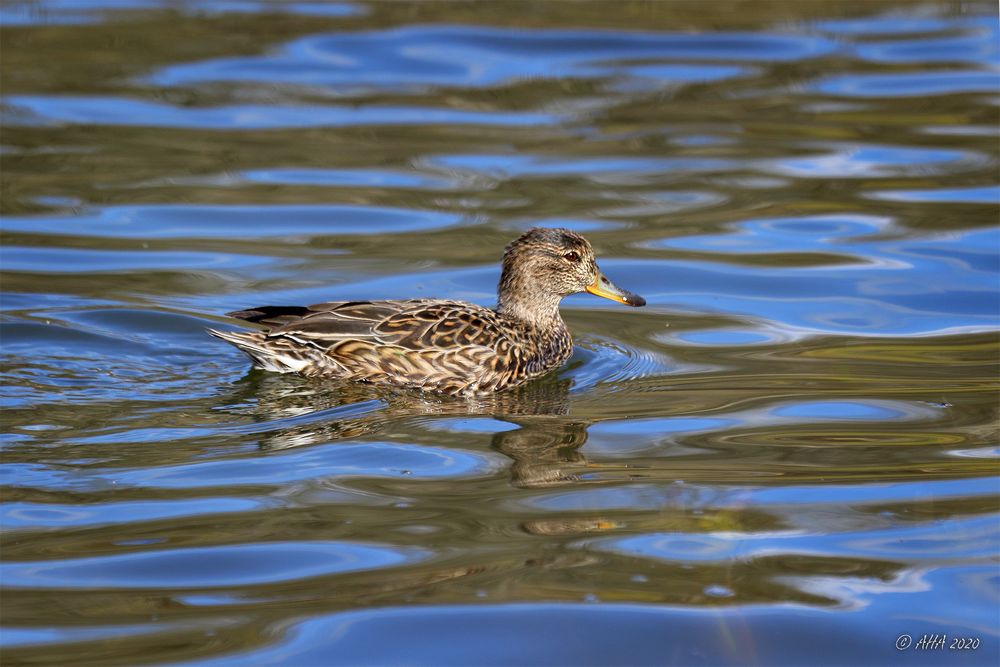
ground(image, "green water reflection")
xmin=1 ymin=0 xmax=998 ymax=665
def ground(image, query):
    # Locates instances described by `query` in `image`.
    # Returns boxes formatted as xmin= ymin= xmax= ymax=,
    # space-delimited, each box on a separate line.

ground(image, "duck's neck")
xmin=495 ymin=271 xmax=564 ymax=330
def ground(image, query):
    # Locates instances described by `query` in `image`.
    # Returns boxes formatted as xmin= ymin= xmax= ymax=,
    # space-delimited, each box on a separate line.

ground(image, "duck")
xmin=209 ymin=227 xmax=645 ymax=396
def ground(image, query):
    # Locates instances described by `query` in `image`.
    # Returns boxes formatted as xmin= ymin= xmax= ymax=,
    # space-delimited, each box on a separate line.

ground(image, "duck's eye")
xmin=563 ymin=251 xmax=581 ymax=262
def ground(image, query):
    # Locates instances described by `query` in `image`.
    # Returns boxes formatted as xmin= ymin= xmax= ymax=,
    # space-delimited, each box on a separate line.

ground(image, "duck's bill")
xmin=586 ymin=271 xmax=646 ymax=307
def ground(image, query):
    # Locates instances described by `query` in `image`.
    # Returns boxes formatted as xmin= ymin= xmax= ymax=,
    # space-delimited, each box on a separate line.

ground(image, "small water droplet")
xmin=114 ymin=537 xmax=165 ymax=546
xmin=704 ymin=584 xmax=734 ymax=598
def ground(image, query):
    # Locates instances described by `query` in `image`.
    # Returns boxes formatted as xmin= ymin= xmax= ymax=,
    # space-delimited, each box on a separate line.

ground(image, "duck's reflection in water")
xmin=222 ymin=371 xmax=596 ymax=489
xmin=492 ymin=415 xmax=588 ymax=488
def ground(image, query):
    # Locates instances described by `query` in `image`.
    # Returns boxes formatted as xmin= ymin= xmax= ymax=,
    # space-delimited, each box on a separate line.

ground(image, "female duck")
xmin=210 ymin=227 xmax=644 ymax=395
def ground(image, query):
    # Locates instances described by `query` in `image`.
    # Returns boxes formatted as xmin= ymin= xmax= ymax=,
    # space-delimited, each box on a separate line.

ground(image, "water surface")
xmin=1 ymin=1 xmax=998 ymax=665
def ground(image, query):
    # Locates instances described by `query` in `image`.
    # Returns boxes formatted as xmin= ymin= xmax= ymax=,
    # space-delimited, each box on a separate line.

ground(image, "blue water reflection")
xmin=815 ymin=15 xmax=953 ymax=35
xmin=1 ymin=541 xmax=426 ymax=588
xmin=174 ymin=601 xmax=998 ymax=667
xmin=239 ymin=168 xmax=456 ymax=189
xmin=849 ymin=15 xmax=998 ymax=64
xmin=1 ymin=497 xmax=263 ymax=529
xmin=0 ymin=0 xmax=361 ymax=25
xmin=764 ymin=144 xmax=978 ymax=178
xmin=815 ymin=70 xmax=1000 ymax=96
xmin=869 ymin=185 xmax=1000 ymax=203
xmin=148 ymin=25 xmax=836 ymax=89
xmin=3 ymin=95 xmax=557 ymax=128
xmin=771 ymin=401 xmax=906 ymax=420
xmin=0 ymin=203 xmax=465 ymax=237
xmin=428 ymin=154 xmax=732 ymax=180
xmin=2 ymin=2 xmax=998 ymax=665
xmin=585 ymin=514 xmax=1000 ymax=562
xmin=648 ymin=220 xmax=999 ymax=335
xmin=4 ymin=441 xmax=503 ymax=491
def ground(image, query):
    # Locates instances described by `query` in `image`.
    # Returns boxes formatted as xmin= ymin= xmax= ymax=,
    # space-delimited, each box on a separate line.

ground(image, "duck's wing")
xmin=228 ymin=300 xmax=521 ymax=392
xmin=226 ymin=301 xmax=401 ymax=332
xmin=230 ymin=300 xmax=415 ymax=342
xmin=241 ymin=299 xmax=502 ymax=348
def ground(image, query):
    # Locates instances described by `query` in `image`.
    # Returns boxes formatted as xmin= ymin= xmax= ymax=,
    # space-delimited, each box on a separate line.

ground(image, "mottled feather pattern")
xmin=209 ymin=228 xmax=642 ymax=395
xmin=211 ymin=298 xmax=571 ymax=395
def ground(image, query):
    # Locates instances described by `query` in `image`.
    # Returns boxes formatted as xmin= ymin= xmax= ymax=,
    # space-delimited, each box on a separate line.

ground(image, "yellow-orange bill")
xmin=585 ymin=270 xmax=646 ymax=307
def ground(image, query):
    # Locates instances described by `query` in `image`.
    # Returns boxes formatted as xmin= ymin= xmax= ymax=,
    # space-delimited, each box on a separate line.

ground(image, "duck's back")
xmin=210 ymin=299 xmax=571 ymax=395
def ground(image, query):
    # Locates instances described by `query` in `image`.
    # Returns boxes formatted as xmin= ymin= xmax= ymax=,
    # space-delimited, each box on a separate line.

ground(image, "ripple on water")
xmin=867 ymin=185 xmax=1000 ymax=204
xmin=238 ymin=167 xmax=459 ymax=190
xmin=504 ymin=218 xmax=630 ymax=234
xmin=0 ymin=204 xmax=465 ymax=239
xmin=600 ymin=63 xmax=750 ymax=93
xmin=0 ymin=248 xmax=279 ymax=273
xmin=857 ymin=34 xmax=999 ymax=65
xmin=596 ymin=190 xmax=727 ymax=218
xmin=1 ymin=441 xmax=505 ymax=492
xmin=763 ymin=143 xmax=982 ymax=179
xmin=769 ymin=400 xmax=920 ymax=421
xmin=0 ymin=1 xmax=362 ymax=26
xmin=664 ymin=328 xmax=787 ymax=346
xmin=851 ymin=16 xmax=998 ymax=64
xmin=511 ymin=476 xmax=1000 ymax=515
xmin=0 ymin=623 xmax=185 ymax=650
xmin=0 ymin=497 xmax=265 ymax=531
xmin=584 ymin=417 xmax=734 ymax=457
xmin=737 ymin=477 xmax=1000 ymax=508
xmin=420 ymin=418 xmax=521 ymax=434
xmin=814 ymin=15 xmax=953 ymax=35
xmin=579 ymin=398 xmax=942 ymax=457
xmin=649 ymin=214 xmax=892 ymax=255
xmin=813 ymin=70 xmax=1000 ymax=97
xmin=426 ymin=154 xmax=733 ymax=184
xmin=567 ymin=337 xmax=696 ymax=393
xmin=160 ymin=602 xmax=998 ymax=667
xmin=579 ymin=513 xmax=999 ymax=564
xmin=2 ymin=4 xmax=998 ymax=665
xmin=241 ymin=264 xmax=499 ymax=309
xmin=0 ymin=541 xmax=427 ymax=589
xmin=0 ymin=308 xmax=251 ymax=406
xmin=2 ymin=96 xmax=557 ymax=129
xmin=637 ymin=222 xmax=1000 ymax=335
xmin=122 ymin=167 xmax=468 ymax=191
xmin=146 ymin=25 xmax=836 ymax=90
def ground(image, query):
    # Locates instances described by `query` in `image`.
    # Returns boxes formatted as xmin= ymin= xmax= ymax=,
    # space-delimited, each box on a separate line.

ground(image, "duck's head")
xmin=497 ymin=227 xmax=645 ymax=323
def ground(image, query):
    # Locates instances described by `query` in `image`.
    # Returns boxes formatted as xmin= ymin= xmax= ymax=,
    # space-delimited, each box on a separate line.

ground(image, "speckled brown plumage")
xmin=209 ymin=228 xmax=644 ymax=396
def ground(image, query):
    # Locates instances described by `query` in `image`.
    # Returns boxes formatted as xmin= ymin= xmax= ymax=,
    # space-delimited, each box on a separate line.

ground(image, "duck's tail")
xmin=208 ymin=329 xmax=313 ymax=374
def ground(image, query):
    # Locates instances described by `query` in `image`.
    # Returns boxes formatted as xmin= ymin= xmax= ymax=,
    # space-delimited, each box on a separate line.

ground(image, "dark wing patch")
xmin=270 ymin=314 xmax=378 ymax=341
xmin=226 ymin=305 xmax=312 ymax=326
xmin=233 ymin=300 xmax=423 ymax=346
